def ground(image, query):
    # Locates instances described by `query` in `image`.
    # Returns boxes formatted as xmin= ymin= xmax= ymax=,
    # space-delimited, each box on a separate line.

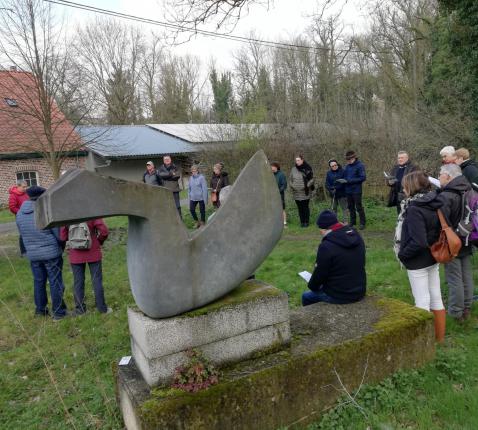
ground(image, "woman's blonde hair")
xmin=402 ymin=171 xmax=431 ymax=197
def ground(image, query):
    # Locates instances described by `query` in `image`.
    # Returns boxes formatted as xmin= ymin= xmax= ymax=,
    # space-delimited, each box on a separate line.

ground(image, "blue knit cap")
xmin=26 ymin=186 xmax=46 ymax=200
xmin=316 ymin=210 xmax=338 ymax=229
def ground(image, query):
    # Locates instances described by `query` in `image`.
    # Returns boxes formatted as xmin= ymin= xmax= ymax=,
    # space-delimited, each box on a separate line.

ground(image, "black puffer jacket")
xmin=436 ymin=175 xmax=472 ymax=256
xmin=398 ymin=191 xmax=442 ymax=270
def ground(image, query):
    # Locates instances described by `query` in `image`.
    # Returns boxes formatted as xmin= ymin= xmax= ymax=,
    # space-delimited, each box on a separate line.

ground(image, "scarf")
xmin=296 ymin=161 xmax=314 ymax=195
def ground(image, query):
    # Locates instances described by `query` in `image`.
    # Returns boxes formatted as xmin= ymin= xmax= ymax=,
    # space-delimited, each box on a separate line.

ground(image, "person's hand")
xmin=336 ymin=179 xmax=347 ymax=184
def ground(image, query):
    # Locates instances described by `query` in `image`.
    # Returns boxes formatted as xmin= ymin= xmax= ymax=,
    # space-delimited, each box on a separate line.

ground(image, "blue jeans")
xmin=302 ymin=289 xmax=349 ymax=306
xmin=30 ymin=256 xmax=66 ymax=318
xmin=71 ymin=261 xmax=107 ymax=313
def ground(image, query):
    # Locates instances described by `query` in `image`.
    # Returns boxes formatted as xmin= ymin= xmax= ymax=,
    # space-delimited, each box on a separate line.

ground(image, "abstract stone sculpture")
xmin=36 ymin=151 xmax=283 ymax=318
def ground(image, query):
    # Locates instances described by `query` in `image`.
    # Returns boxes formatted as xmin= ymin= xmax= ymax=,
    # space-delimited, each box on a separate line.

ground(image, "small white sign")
xmin=119 ymin=356 xmax=132 ymax=366
xmin=298 ymin=271 xmax=312 ymax=283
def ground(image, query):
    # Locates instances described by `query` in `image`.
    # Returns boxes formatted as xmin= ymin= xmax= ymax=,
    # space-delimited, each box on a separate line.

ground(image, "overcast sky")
xmin=63 ymin=0 xmax=371 ymax=70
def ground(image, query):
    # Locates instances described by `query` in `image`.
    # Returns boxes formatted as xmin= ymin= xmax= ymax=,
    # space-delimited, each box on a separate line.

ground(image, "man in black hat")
xmin=337 ymin=150 xmax=367 ymax=229
xmin=302 ymin=210 xmax=366 ymax=306
xmin=16 ymin=186 xmax=68 ymax=320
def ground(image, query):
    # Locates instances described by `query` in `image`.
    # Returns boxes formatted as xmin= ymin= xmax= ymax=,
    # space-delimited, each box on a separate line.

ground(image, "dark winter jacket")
xmin=388 ymin=161 xmax=418 ymax=206
xmin=325 ymin=168 xmax=346 ymax=198
xmin=158 ymin=163 xmax=181 ymax=192
xmin=343 ymin=159 xmax=366 ymax=195
xmin=273 ymin=170 xmax=287 ymax=193
xmin=307 ymin=225 xmax=366 ymax=302
xmin=60 ymin=219 xmax=109 ymax=264
xmin=210 ymin=172 xmax=230 ymax=193
xmin=398 ymin=191 xmax=442 ymax=270
xmin=460 ymin=159 xmax=478 ymax=189
xmin=16 ymin=200 xmax=63 ymax=262
xmin=8 ymin=185 xmax=29 ymax=215
xmin=436 ymin=175 xmax=472 ymax=257
xmin=143 ymin=169 xmax=163 ymax=186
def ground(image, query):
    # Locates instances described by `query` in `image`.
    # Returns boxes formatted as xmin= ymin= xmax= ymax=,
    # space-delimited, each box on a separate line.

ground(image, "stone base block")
xmin=128 ymin=280 xmax=290 ymax=386
xmin=116 ymin=295 xmax=436 ymax=430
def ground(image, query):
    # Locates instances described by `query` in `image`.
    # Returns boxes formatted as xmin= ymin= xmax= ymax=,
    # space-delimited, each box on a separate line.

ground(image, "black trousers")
xmin=347 ymin=193 xmax=366 ymax=226
xmin=189 ymin=200 xmax=206 ymax=222
xmin=295 ymin=199 xmax=310 ymax=225
xmin=173 ymin=191 xmax=182 ymax=218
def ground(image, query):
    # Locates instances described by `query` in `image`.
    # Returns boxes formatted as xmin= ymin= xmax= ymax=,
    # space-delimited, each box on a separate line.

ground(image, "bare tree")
xmin=0 ymin=0 xmax=85 ymax=179
xmin=164 ymin=0 xmax=272 ymax=31
xmin=75 ymin=18 xmax=145 ymax=125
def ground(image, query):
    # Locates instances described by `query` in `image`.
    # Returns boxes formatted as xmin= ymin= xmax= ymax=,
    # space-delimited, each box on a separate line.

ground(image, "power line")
xmin=43 ymin=0 xmax=380 ymax=55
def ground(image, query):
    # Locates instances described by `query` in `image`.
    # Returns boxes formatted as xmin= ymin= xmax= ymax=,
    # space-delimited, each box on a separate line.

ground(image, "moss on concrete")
xmin=180 ymin=279 xmax=285 ymax=318
xmin=118 ymin=295 xmax=435 ymax=430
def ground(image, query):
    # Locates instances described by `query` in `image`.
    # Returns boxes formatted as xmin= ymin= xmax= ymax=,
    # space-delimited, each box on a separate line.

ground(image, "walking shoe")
xmin=463 ymin=307 xmax=472 ymax=320
xmin=34 ymin=310 xmax=49 ymax=317
xmin=52 ymin=311 xmax=69 ymax=322
xmin=105 ymin=307 xmax=113 ymax=314
xmin=359 ymin=225 xmax=366 ymax=230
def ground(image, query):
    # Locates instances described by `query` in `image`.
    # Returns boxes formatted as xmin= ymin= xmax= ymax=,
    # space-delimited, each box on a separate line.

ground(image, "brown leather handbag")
xmin=430 ymin=209 xmax=462 ymax=263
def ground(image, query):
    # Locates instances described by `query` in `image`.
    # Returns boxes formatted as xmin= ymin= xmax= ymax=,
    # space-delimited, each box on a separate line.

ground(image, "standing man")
xmin=8 ymin=180 xmax=29 ymax=256
xmin=440 ymin=146 xmax=456 ymax=164
xmin=16 ymin=186 xmax=67 ymax=320
xmin=142 ymin=161 xmax=163 ymax=186
xmin=437 ymin=163 xmax=474 ymax=322
xmin=337 ymin=150 xmax=366 ymax=229
xmin=387 ymin=151 xmax=418 ymax=213
xmin=454 ymin=148 xmax=478 ymax=188
xmin=158 ymin=155 xmax=182 ymax=218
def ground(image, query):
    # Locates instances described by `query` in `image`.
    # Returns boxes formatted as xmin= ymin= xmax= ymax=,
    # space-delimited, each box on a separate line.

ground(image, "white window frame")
xmin=16 ymin=171 xmax=39 ymax=187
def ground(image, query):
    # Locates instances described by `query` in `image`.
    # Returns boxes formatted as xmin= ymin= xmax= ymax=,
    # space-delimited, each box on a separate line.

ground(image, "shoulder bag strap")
xmin=437 ymin=209 xmax=449 ymax=230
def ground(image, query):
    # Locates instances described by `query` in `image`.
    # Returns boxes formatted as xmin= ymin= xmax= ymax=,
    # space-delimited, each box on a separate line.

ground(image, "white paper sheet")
xmin=298 ymin=271 xmax=312 ymax=282
xmin=119 ymin=356 xmax=132 ymax=366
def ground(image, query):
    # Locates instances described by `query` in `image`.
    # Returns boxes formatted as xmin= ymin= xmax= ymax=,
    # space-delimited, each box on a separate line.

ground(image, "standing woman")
xmin=210 ymin=163 xmax=230 ymax=208
xmin=188 ymin=165 xmax=208 ymax=228
xmin=289 ymin=155 xmax=314 ymax=227
xmin=60 ymin=219 xmax=111 ymax=315
xmin=397 ymin=171 xmax=445 ymax=342
xmin=325 ymin=159 xmax=348 ymax=223
xmin=271 ymin=162 xmax=288 ymax=226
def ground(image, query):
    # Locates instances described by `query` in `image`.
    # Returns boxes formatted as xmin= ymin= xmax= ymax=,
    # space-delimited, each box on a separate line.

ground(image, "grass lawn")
xmin=1 ymin=199 xmax=478 ymax=429
xmin=0 ymin=209 xmax=15 ymax=224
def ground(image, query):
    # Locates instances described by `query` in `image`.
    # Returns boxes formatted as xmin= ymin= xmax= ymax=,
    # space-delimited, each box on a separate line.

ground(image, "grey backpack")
xmin=67 ymin=223 xmax=92 ymax=250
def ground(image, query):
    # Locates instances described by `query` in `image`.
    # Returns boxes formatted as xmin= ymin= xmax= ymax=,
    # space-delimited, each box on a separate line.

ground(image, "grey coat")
xmin=289 ymin=167 xmax=310 ymax=201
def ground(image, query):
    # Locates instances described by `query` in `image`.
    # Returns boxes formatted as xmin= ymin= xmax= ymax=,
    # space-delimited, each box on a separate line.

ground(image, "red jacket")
xmin=8 ymin=186 xmax=29 ymax=215
xmin=60 ymin=219 xmax=109 ymax=264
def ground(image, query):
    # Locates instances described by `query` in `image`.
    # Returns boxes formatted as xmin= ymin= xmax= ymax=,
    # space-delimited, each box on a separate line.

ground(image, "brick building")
xmin=0 ymin=70 xmax=85 ymax=207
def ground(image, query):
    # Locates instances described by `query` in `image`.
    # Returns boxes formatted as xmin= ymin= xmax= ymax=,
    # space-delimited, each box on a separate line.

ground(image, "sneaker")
xmin=34 ymin=310 xmax=49 ymax=317
xmin=359 ymin=225 xmax=366 ymax=230
xmin=105 ymin=307 xmax=113 ymax=314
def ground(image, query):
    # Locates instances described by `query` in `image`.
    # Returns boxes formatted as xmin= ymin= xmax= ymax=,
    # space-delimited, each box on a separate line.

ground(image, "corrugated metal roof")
xmin=147 ymin=123 xmax=271 ymax=143
xmin=77 ymin=125 xmax=197 ymax=158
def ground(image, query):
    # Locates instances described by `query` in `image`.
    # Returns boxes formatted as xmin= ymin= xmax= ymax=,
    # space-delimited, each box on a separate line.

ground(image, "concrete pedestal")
xmin=127 ymin=280 xmax=290 ymax=387
xmin=116 ymin=295 xmax=436 ymax=430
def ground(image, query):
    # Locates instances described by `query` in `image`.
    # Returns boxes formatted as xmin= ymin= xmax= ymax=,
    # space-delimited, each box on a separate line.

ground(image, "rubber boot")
xmin=432 ymin=309 xmax=446 ymax=343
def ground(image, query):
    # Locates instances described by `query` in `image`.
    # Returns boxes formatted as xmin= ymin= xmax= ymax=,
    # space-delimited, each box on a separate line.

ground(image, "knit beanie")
xmin=26 ymin=186 xmax=46 ymax=201
xmin=316 ymin=210 xmax=338 ymax=229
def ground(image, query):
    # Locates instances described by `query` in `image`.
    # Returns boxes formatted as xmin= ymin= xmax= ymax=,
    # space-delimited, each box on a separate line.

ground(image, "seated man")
xmin=302 ymin=210 xmax=366 ymax=306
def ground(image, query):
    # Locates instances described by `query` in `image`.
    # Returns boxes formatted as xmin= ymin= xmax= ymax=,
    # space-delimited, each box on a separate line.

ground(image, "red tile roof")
xmin=0 ymin=70 xmax=82 ymax=155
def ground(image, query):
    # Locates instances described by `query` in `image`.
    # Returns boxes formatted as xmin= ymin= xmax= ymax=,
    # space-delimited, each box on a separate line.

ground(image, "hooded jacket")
xmin=344 ymin=159 xmax=366 ymax=195
xmin=436 ymin=175 xmax=472 ymax=257
xmin=210 ymin=171 xmax=230 ymax=193
xmin=188 ymin=173 xmax=208 ymax=203
xmin=16 ymin=200 xmax=63 ymax=262
xmin=460 ymin=159 xmax=478 ymax=188
xmin=8 ymin=185 xmax=29 ymax=215
xmin=398 ymin=191 xmax=442 ymax=270
xmin=307 ymin=225 xmax=366 ymax=302
xmin=60 ymin=219 xmax=109 ymax=264
xmin=273 ymin=170 xmax=287 ymax=193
